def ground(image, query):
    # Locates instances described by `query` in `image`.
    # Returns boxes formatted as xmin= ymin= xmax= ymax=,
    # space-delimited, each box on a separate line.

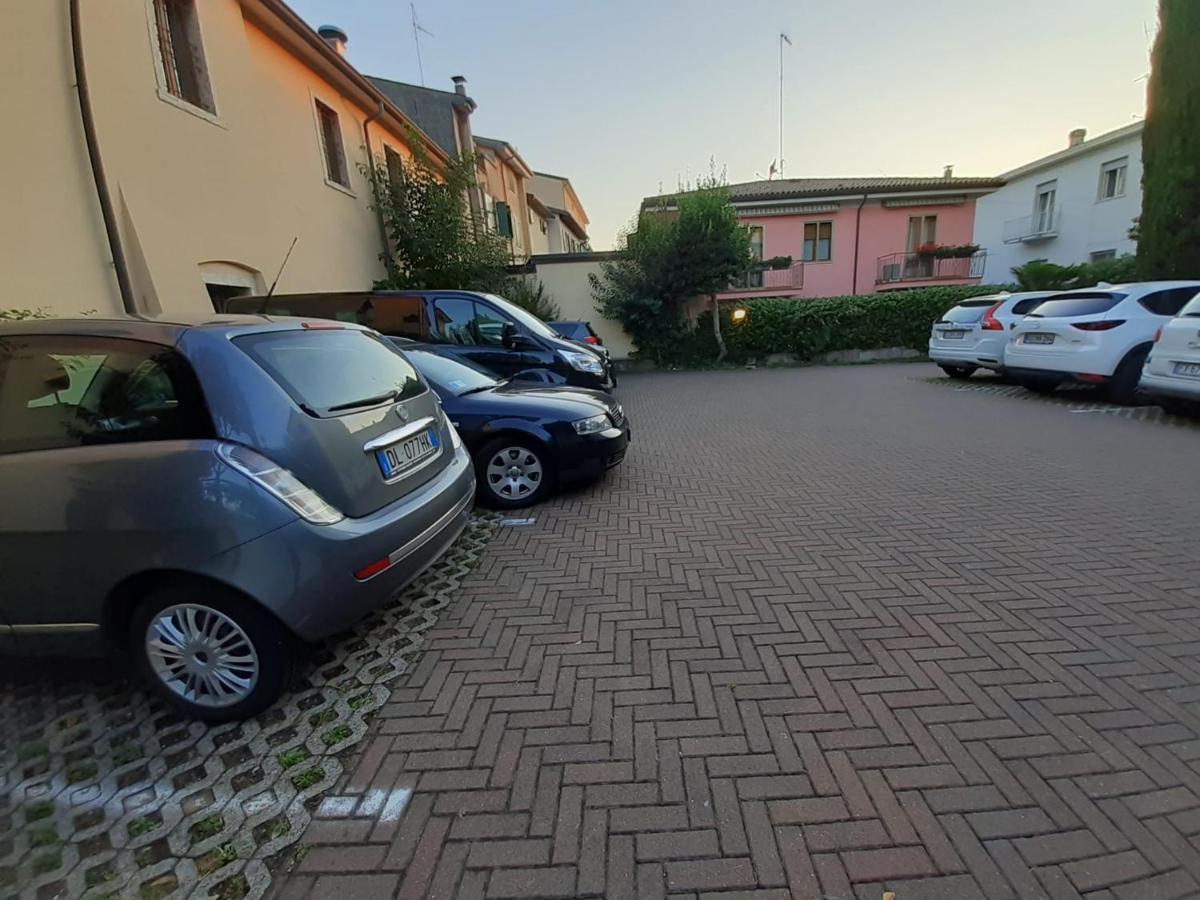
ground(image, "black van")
xmin=223 ymin=290 xmax=615 ymax=392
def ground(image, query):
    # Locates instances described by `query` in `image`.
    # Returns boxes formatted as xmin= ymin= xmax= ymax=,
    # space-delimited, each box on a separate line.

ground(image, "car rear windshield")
xmin=235 ymin=328 xmax=424 ymax=416
xmin=940 ymin=301 xmax=992 ymax=324
xmin=1183 ymin=294 xmax=1200 ymax=317
xmin=403 ymin=349 xmax=498 ymax=396
xmin=1026 ymin=293 xmax=1124 ymax=318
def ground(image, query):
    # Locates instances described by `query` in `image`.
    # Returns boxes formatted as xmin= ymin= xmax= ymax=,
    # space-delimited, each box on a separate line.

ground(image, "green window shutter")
xmin=496 ymin=201 xmax=513 ymax=237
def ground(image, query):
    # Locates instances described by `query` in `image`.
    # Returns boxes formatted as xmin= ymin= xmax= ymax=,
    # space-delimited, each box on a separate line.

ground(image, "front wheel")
xmin=477 ymin=437 xmax=554 ymax=508
xmin=939 ymin=364 xmax=977 ymax=380
xmin=130 ymin=584 xmax=297 ymax=722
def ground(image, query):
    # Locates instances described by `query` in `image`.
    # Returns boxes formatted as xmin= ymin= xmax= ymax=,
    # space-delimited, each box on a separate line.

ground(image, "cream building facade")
xmin=6 ymin=0 xmax=447 ymax=318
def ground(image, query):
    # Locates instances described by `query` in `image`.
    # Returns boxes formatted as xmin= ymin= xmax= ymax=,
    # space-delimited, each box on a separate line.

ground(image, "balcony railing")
xmin=876 ymin=251 xmax=987 ymax=285
xmin=727 ymin=261 xmax=804 ymax=293
xmin=1002 ymin=210 xmax=1060 ymax=243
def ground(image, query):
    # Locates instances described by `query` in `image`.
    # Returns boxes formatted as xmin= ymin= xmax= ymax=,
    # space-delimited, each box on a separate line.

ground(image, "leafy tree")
xmin=1012 ymin=255 xmax=1137 ymax=290
xmin=367 ymin=134 xmax=511 ymax=291
xmin=1138 ymin=0 xmax=1200 ymax=278
xmin=498 ymin=278 xmax=560 ymax=321
xmin=591 ymin=177 xmax=752 ymax=364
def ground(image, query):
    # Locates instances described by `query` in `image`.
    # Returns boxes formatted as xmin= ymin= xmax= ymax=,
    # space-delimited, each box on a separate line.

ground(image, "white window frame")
xmin=1034 ymin=181 xmax=1057 ymax=233
xmin=1089 ymin=249 xmax=1117 ymax=262
xmin=311 ymin=95 xmax=354 ymax=196
xmin=144 ymin=0 xmax=222 ymax=126
xmin=1097 ymin=157 xmax=1128 ymax=202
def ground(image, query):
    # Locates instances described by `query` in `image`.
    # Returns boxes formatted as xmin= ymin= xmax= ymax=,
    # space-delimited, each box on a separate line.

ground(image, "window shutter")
xmin=496 ymin=202 xmax=513 ymax=237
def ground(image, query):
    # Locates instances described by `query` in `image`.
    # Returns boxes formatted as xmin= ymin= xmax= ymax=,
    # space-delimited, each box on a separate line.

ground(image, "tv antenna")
xmin=779 ymin=31 xmax=791 ymax=178
xmin=411 ymin=3 xmax=434 ymax=86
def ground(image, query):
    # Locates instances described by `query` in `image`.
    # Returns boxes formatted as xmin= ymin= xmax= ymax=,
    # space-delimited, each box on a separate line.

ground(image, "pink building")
xmin=655 ymin=176 xmax=1004 ymax=300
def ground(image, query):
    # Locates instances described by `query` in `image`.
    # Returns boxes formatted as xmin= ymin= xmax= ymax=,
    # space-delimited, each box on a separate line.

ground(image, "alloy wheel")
xmin=486 ymin=446 xmax=544 ymax=501
xmin=145 ymin=603 xmax=260 ymax=708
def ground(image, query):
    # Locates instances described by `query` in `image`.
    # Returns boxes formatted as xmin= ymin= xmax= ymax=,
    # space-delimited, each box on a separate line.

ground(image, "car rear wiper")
xmin=327 ymin=389 xmax=399 ymax=412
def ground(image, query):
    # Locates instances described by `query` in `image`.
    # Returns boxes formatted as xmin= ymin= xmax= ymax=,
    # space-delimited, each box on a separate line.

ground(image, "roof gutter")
xmin=70 ymin=0 xmax=135 ymax=314
xmin=851 ymin=193 xmax=868 ymax=295
xmin=362 ymin=101 xmax=395 ymax=281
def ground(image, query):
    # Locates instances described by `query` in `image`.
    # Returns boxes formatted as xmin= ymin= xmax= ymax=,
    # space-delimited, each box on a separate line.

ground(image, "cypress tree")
xmin=1138 ymin=0 xmax=1200 ymax=279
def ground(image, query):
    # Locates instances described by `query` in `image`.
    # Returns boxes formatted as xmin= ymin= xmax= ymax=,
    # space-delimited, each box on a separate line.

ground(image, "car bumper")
xmin=558 ymin=424 xmax=630 ymax=484
xmin=198 ymin=444 xmax=476 ymax=642
xmin=1003 ymin=345 xmax=1114 ymax=378
xmin=928 ymin=346 xmax=1003 ymax=369
xmin=1139 ymin=370 xmax=1200 ymax=401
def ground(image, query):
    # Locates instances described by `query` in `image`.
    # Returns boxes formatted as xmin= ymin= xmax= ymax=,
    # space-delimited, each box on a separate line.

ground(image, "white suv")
xmin=1005 ymin=281 xmax=1200 ymax=404
xmin=1140 ymin=289 xmax=1200 ymax=413
xmin=928 ymin=291 xmax=1055 ymax=378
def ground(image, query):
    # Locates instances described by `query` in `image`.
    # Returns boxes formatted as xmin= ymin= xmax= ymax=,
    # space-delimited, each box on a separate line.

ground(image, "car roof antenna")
xmin=261 ymin=236 xmax=299 ymax=312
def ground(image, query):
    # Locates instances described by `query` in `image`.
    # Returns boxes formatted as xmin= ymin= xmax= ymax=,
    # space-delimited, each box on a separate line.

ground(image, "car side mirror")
xmin=501 ymin=321 xmax=518 ymax=349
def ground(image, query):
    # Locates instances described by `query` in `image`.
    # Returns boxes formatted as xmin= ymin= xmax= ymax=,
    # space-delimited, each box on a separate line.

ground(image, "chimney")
xmin=317 ymin=25 xmax=348 ymax=57
xmin=452 ymin=75 xmax=468 ymax=96
xmin=943 ymin=164 xmax=954 ymax=179
xmin=1068 ymin=128 xmax=1087 ymax=148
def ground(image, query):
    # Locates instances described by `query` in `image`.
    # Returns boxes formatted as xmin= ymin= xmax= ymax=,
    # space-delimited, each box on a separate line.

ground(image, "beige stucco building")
xmin=6 ymin=0 xmax=447 ymax=318
xmin=528 ymin=172 xmax=591 ymax=254
xmin=475 ymin=137 xmax=534 ymax=262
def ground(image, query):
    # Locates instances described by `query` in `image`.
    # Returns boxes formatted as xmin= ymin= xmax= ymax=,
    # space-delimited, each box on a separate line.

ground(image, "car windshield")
xmin=482 ymin=293 xmax=559 ymax=339
xmin=1026 ymin=293 xmax=1125 ymax=318
xmin=235 ymin=328 xmax=424 ymax=416
xmin=404 ymin=348 xmax=500 ymax=396
xmin=940 ymin=302 xmax=992 ymax=324
xmin=1181 ymin=292 xmax=1200 ymax=317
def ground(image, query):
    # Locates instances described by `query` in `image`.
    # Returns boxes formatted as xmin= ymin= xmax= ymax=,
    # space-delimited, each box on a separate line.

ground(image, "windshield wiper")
xmin=327 ymin=389 xmax=399 ymax=412
xmin=458 ymin=382 xmax=501 ymax=396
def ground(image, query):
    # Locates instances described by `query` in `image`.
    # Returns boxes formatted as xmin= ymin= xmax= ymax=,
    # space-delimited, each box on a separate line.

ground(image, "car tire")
xmin=939 ymin=364 xmax=977 ymax=380
xmin=130 ymin=583 xmax=297 ymax=723
xmin=1104 ymin=348 xmax=1151 ymax=406
xmin=476 ymin=436 xmax=554 ymax=509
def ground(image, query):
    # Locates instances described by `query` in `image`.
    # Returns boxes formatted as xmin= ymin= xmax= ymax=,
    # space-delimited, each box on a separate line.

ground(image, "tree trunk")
xmin=711 ymin=293 xmax=727 ymax=364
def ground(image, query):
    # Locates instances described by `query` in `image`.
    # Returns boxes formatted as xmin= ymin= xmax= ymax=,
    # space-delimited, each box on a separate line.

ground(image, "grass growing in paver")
xmin=188 ymin=814 xmax=225 ymax=845
xmin=348 ymin=693 xmax=370 ymax=710
xmin=276 ymin=748 xmax=309 ymax=770
xmin=320 ymin=725 xmax=352 ymax=748
xmin=128 ymin=815 xmax=158 ymax=839
xmin=139 ymin=873 xmax=178 ymax=900
xmin=28 ymin=825 xmax=58 ymax=848
xmin=217 ymin=843 xmax=237 ymax=865
xmin=65 ymin=762 xmax=98 ymax=784
xmin=290 ymin=767 xmax=324 ymax=790
xmin=25 ymin=801 xmax=54 ymax=823
xmin=112 ymin=743 xmax=144 ymax=766
xmin=16 ymin=743 xmax=48 ymax=761
xmin=32 ymin=849 xmax=62 ymax=874
xmin=307 ymin=708 xmax=337 ymax=727
xmin=84 ymin=865 xmax=117 ymax=888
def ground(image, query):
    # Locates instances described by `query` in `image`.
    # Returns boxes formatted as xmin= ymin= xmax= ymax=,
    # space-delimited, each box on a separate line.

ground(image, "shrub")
xmin=677 ymin=285 xmax=1012 ymax=365
xmin=498 ymin=278 xmax=560 ymax=321
xmin=1011 ymin=255 xmax=1136 ymax=290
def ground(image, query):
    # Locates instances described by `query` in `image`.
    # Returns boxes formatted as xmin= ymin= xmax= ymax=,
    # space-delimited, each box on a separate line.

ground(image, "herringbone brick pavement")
xmin=277 ymin=364 xmax=1200 ymax=899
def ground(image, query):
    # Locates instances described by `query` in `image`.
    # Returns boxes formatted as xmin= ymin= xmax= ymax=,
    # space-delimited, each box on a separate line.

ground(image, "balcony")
xmin=1002 ymin=210 xmax=1060 ymax=243
xmin=876 ymin=251 xmax=987 ymax=285
xmin=725 ymin=261 xmax=804 ymax=293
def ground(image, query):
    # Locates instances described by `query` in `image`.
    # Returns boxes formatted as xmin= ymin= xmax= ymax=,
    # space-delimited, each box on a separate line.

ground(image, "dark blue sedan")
xmin=396 ymin=345 xmax=630 ymax=508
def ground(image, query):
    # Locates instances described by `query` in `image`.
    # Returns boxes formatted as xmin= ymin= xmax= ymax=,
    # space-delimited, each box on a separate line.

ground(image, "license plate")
xmin=1174 ymin=362 xmax=1200 ymax=377
xmin=939 ymin=330 xmax=966 ymax=340
xmin=1024 ymin=333 xmax=1055 ymax=345
xmin=376 ymin=429 xmax=439 ymax=478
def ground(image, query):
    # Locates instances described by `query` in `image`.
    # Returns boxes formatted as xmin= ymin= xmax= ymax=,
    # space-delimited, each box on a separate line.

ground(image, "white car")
xmin=928 ymin=291 xmax=1055 ymax=378
xmin=1005 ymin=281 xmax=1200 ymax=404
xmin=1140 ymin=289 xmax=1200 ymax=412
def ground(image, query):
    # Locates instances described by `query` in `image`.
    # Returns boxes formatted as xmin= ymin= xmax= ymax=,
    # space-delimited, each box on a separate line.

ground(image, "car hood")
xmin=453 ymin=381 xmax=618 ymax=419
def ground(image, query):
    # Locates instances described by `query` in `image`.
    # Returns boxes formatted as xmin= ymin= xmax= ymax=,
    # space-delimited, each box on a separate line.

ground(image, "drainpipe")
xmin=850 ymin=193 xmax=868 ymax=295
xmin=362 ymin=101 xmax=396 ymax=281
xmin=70 ymin=0 xmax=135 ymax=314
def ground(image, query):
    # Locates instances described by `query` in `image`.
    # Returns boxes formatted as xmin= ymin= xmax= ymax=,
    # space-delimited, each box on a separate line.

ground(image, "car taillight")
xmin=217 ymin=443 xmax=344 ymax=524
xmin=300 ymin=321 xmax=344 ymax=330
xmin=583 ymin=335 xmax=599 ymax=344
xmin=981 ymin=301 xmax=1004 ymax=331
xmin=1153 ymin=327 xmax=1163 ymax=343
xmin=1071 ymin=320 xmax=1126 ymax=331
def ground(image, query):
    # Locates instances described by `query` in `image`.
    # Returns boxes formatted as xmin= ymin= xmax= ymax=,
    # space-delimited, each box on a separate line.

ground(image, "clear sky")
xmin=290 ymin=0 xmax=1157 ymax=250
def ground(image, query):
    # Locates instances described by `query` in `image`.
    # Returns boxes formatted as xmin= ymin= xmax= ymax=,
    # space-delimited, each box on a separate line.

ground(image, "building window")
xmin=1034 ymin=180 xmax=1057 ymax=233
xmin=802 ymin=221 xmax=832 ymax=262
xmin=1098 ymin=157 xmax=1127 ymax=201
xmin=1090 ymin=249 xmax=1117 ymax=262
xmin=151 ymin=0 xmax=215 ymax=113
xmin=315 ymin=100 xmax=350 ymax=188
xmin=384 ymin=145 xmax=404 ymax=186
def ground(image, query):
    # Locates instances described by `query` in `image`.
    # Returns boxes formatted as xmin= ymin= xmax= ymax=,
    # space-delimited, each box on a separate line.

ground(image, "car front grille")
xmin=608 ymin=404 xmax=625 ymax=428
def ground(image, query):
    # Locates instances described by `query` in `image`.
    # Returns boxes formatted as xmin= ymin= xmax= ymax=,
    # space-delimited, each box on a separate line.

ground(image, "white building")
xmin=973 ymin=122 xmax=1143 ymax=281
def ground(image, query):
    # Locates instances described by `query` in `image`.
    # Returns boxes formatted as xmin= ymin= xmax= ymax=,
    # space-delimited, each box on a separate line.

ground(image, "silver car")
xmin=0 ymin=315 xmax=475 ymax=721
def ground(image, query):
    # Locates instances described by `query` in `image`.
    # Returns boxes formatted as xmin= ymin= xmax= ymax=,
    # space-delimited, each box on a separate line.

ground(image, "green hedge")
xmin=683 ymin=285 xmax=1013 ymax=364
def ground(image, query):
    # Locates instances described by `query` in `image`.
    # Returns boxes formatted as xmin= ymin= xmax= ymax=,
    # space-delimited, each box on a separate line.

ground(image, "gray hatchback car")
xmin=0 ymin=315 xmax=475 ymax=721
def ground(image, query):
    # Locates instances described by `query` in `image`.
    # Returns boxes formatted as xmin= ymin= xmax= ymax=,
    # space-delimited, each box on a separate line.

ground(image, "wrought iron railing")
xmin=727 ymin=262 xmax=804 ymax=292
xmin=876 ymin=251 xmax=987 ymax=284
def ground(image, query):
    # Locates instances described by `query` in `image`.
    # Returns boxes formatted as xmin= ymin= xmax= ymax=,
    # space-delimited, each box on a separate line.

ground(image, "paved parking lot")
xmin=280 ymin=362 xmax=1200 ymax=900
